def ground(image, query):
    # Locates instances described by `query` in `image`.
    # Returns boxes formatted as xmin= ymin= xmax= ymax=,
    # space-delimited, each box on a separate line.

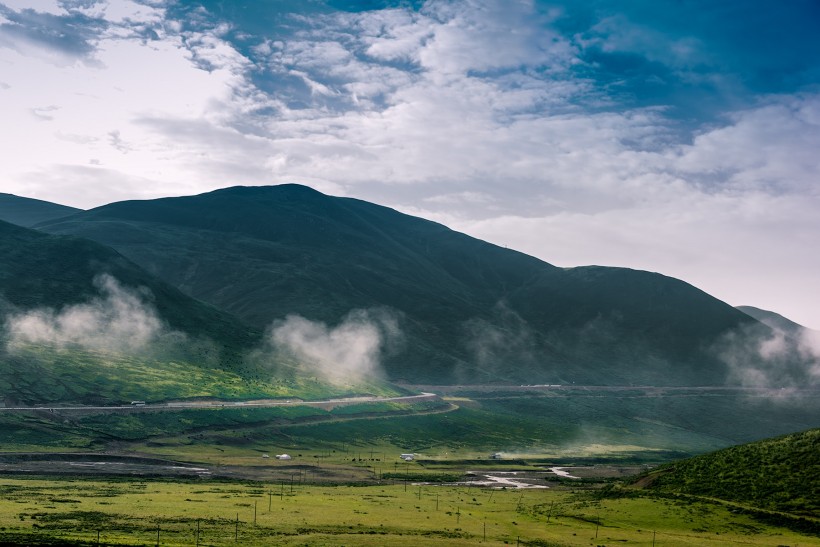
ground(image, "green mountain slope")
xmin=0 ymin=219 xmax=258 ymax=355
xmin=37 ymin=184 xmax=760 ymax=385
xmin=0 ymin=193 xmax=81 ymax=227
xmin=0 ymin=220 xmax=269 ymax=404
xmin=637 ymin=428 xmax=820 ymax=518
xmin=0 ymin=220 xmax=405 ymax=405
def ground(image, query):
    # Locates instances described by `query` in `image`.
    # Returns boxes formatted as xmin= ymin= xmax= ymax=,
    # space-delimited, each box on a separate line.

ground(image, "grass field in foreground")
xmin=0 ymin=476 xmax=817 ymax=546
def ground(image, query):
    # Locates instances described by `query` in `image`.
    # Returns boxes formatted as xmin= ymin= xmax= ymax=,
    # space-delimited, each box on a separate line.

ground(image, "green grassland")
xmin=0 ymin=393 xmax=816 ymax=545
xmin=0 ymin=399 xmax=453 ymax=454
xmin=3 ymin=387 xmax=817 ymax=468
xmin=130 ymin=390 xmax=818 ymax=465
xmin=0 ymin=476 xmax=816 ymax=546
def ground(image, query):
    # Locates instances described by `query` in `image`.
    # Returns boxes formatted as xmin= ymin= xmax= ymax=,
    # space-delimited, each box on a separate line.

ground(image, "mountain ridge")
xmin=33 ymin=184 xmax=762 ymax=385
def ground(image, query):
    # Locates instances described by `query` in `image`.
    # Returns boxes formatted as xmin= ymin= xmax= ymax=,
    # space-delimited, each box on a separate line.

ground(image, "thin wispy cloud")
xmin=0 ymin=0 xmax=818 ymax=328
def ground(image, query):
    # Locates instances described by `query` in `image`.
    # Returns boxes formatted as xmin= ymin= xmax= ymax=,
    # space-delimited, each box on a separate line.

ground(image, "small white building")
xmin=400 ymin=453 xmax=414 ymax=461
xmin=275 ymin=454 xmax=292 ymax=460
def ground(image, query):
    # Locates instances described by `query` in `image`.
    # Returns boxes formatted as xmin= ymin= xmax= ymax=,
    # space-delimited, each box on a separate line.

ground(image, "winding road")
xmin=0 ymin=392 xmax=440 ymax=413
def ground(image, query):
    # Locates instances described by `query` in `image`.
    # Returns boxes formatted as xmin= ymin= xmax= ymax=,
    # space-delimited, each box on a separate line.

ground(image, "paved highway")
xmin=0 ymin=392 xmax=439 ymax=413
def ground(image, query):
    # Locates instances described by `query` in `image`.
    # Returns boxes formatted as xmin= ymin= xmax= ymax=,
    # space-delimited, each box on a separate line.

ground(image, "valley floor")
xmin=0 ymin=474 xmax=817 ymax=546
xmin=0 ymin=386 xmax=817 ymax=545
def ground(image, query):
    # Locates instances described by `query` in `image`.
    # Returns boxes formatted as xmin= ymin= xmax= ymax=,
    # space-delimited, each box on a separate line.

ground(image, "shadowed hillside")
xmin=36 ymin=185 xmax=762 ymax=385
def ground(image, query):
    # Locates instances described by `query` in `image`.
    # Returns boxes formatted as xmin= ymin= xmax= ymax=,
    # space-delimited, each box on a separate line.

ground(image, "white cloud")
xmin=358 ymin=8 xmax=432 ymax=63
xmin=1 ymin=0 xmax=63 ymax=16
xmin=0 ymin=7 xmax=251 ymax=204
xmin=424 ymin=191 xmax=495 ymax=205
xmin=417 ymin=0 xmax=576 ymax=75
xmin=582 ymin=14 xmax=710 ymax=70
xmin=673 ymin=95 xmax=820 ymax=193
xmin=63 ymin=0 xmax=165 ymax=25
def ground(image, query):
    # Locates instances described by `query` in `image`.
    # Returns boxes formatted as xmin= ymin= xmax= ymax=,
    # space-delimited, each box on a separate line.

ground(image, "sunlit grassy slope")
xmin=1 ymin=344 xmax=399 ymax=406
xmin=637 ymin=427 xmax=820 ymax=517
xmin=38 ymin=184 xmax=762 ymax=385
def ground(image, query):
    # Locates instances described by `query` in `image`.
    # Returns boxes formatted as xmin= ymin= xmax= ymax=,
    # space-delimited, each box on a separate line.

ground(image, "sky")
xmin=1 ymin=0 xmax=819 ymax=329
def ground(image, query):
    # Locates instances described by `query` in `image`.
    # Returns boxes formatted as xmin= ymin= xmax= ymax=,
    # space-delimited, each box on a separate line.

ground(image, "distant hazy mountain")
xmin=36 ymin=185 xmax=761 ymax=385
xmin=0 ymin=193 xmax=81 ymax=227
xmin=737 ymin=305 xmax=806 ymax=335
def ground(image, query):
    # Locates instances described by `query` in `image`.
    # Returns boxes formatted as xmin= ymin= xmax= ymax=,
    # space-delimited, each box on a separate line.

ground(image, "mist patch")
xmin=715 ymin=323 xmax=820 ymax=389
xmin=3 ymin=274 xmax=173 ymax=355
xmin=264 ymin=308 xmax=401 ymax=383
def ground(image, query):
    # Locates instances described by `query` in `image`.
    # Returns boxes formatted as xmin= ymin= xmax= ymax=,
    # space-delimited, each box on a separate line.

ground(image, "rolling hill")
xmin=34 ymin=184 xmax=765 ymax=385
xmin=636 ymin=427 xmax=820 ymax=518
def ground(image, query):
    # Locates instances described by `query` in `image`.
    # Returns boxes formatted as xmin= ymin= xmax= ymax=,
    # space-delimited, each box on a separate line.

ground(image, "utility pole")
xmin=235 ymin=513 xmax=239 ymax=542
xmin=595 ymin=508 xmax=600 ymax=539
